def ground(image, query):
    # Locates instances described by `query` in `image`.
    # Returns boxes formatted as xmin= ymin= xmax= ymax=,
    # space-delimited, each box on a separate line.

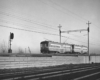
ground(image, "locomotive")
xmin=40 ymin=41 xmax=87 ymax=54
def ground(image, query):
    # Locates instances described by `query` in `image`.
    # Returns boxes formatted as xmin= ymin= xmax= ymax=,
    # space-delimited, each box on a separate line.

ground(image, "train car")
xmin=81 ymin=46 xmax=88 ymax=54
xmin=40 ymin=41 xmax=88 ymax=54
xmin=74 ymin=45 xmax=82 ymax=54
xmin=40 ymin=41 xmax=72 ymax=54
xmin=48 ymin=41 xmax=61 ymax=53
xmin=73 ymin=45 xmax=88 ymax=54
xmin=40 ymin=41 xmax=49 ymax=53
xmin=61 ymin=43 xmax=72 ymax=54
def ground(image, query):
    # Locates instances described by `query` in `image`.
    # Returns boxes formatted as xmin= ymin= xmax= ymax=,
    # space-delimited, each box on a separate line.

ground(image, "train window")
xmin=41 ymin=44 xmax=44 ymax=48
xmin=49 ymin=43 xmax=60 ymax=48
xmin=41 ymin=43 xmax=45 ymax=47
xmin=41 ymin=43 xmax=48 ymax=48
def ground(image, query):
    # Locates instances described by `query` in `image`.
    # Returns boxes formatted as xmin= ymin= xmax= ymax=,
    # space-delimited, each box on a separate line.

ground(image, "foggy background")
xmin=0 ymin=0 xmax=100 ymax=54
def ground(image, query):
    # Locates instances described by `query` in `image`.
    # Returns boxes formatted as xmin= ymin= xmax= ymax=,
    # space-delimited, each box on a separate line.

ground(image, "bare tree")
xmin=18 ymin=47 xmax=24 ymax=54
xmin=0 ymin=41 xmax=7 ymax=53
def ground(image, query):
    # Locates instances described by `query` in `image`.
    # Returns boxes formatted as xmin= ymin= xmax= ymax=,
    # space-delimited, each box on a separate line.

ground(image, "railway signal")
xmin=8 ymin=32 xmax=14 ymax=53
xmin=10 ymin=32 xmax=14 ymax=39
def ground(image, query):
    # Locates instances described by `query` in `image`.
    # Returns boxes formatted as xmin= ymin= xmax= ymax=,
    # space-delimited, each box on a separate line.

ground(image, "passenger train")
xmin=40 ymin=41 xmax=87 ymax=54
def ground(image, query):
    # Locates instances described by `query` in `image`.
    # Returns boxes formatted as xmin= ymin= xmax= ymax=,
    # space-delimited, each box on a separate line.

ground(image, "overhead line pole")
xmin=58 ymin=22 xmax=91 ymax=63
xmin=61 ymin=29 xmax=87 ymax=33
xmin=58 ymin=25 xmax=88 ymax=44
xmin=61 ymin=29 xmax=87 ymax=34
xmin=87 ymin=21 xmax=91 ymax=63
xmin=58 ymin=24 xmax=62 ymax=43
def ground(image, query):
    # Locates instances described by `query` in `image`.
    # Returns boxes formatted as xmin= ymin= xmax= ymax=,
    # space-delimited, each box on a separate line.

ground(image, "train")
xmin=40 ymin=41 xmax=87 ymax=54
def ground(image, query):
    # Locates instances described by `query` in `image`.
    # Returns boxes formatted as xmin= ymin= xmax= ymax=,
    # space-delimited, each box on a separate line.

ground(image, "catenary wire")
xmin=0 ymin=24 xmax=100 ymax=46
xmin=0 ymin=18 xmax=99 ymax=46
xmin=0 ymin=19 xmax=58 ymax=33
xmin=47 ymin=0 xmax=100 ymax=29
xmin=0 ymin=11 xmax=58 ymax=31
xmin=0 ymin=11 xmax=88 ymax=40
xmin=0 ymin=24 xmax=88 ymax=44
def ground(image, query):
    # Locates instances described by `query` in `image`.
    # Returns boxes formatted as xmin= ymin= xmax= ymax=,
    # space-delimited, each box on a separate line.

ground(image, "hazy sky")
xmin=0 ymin=0 xmax=100 ymax=54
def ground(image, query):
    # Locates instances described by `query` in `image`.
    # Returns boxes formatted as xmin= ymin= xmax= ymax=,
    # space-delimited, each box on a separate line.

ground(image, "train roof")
xmin=41 ymin=40 xmax=87 ymax=48
xmin=41 ymin=40 xmax=73 ymax=45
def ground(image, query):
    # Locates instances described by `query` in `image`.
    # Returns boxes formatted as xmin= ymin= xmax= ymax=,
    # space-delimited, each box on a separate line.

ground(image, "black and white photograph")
xmin=0 ymin=0 xmax=100 ymax=80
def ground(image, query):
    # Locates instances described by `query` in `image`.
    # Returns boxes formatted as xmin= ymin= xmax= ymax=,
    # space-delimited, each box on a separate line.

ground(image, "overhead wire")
xmin=48 ymin=0 xmax=100 ymax=30
xmin=0 ymin=22 xmax=100 ymax=46
xmin=0 ymin=18 xmax=88 ymax=45
xmin=41 ymin=0 xmax=100 ymax=46
xmin=0 ymin=24 xmax=88 ymax=44
xmin=0 ymin=3 xmax=90 ymax=39
xmin=40 ymin=0 xmax=87 ymax=24
xmin=41 ymin=0 xmax=99 ymax=33
xmin=0 ymin=10 xmax=88 ymax=43
xmin=0 ymin=11 xmax=58 ymax=31
xmin=49 ymin=0 xmax=88 ymax=22
xmin=0 ymin=19 xmax=58 ymax=33
xmin=1 ymin=19 xmax=87 ymax=40
xmin=39 ymin=0 xmax=89 ymax=41
xmin=0 ymin=12 xmax=94 ymax=46
xmin=0 ymin=24 xmax=58 ymax=36
xmin=0 ymin=10 xmax=59 ymax=35
xmin=0 ymin=1 xmax=99 ymax=46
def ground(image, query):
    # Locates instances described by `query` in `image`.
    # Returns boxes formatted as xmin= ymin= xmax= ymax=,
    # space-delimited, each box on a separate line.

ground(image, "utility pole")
xmin=58 ymin=24 xmax=62 ymax=43
xmin=59 ymin=25 xmax=89 ymax=55
xmin=86 ymin=21 xmax=91 ymax=63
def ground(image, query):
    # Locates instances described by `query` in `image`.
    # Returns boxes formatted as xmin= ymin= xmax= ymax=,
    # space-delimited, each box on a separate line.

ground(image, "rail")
xmin=0 ymin=63 xmax=100 ymax=80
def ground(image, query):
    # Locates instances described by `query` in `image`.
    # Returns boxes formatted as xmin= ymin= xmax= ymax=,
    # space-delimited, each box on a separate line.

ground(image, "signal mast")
xmin=8 ymin=32 xmax=14 ymax=53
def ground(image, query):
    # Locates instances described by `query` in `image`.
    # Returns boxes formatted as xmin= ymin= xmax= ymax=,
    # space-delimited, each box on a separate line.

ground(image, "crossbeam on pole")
xmin=61 ymin=29 xmax=87 ymax=33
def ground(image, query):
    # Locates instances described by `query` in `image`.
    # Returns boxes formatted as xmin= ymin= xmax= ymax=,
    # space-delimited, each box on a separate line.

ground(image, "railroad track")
xmin=0 ymin=63 xmax=100 ymax=80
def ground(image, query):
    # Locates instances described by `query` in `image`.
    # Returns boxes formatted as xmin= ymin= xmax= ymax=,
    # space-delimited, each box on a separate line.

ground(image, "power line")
xmin=0 ymin=11 xmax=58 ymax=30
xmin=40 ymin=0 xmax=87 ymax=23
xmin=41 ymin=1 xmax=100 ymax=45
xmin=42 ymin=0 xmax=100 ymax=30
xmin=90 ymin=43 xmax=100 ymax=47
xmin=1 ymin=24 xmax=100 ymax=46
xmin=0 ymin=18 xmax=88 ymax=42
xmin=0 ymin=11 xmax=99 ymax=46
xmin=0 ymin=24 xmax=88 ymax=44
xmin=1 ymin=18 xmax=99 ymax=46
xmin=92 ymin=23 xmax=100 ymax=29
xmin=0 ymin=24 xmax=58 ymax=36
xmin=52 ymin=0 xmax=100 ymax=29
xmin=67 ymin=33 xmax=87 ymax=40
xmin=0 ymin=3 xmax=99 ymax=40
xmin=0 ymin=1 xmax=58 ymax=29
xmin=49 ymin=0 xmax=88 ymax=22
xmin=0 ymin=19 xmax=58 ymax=33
